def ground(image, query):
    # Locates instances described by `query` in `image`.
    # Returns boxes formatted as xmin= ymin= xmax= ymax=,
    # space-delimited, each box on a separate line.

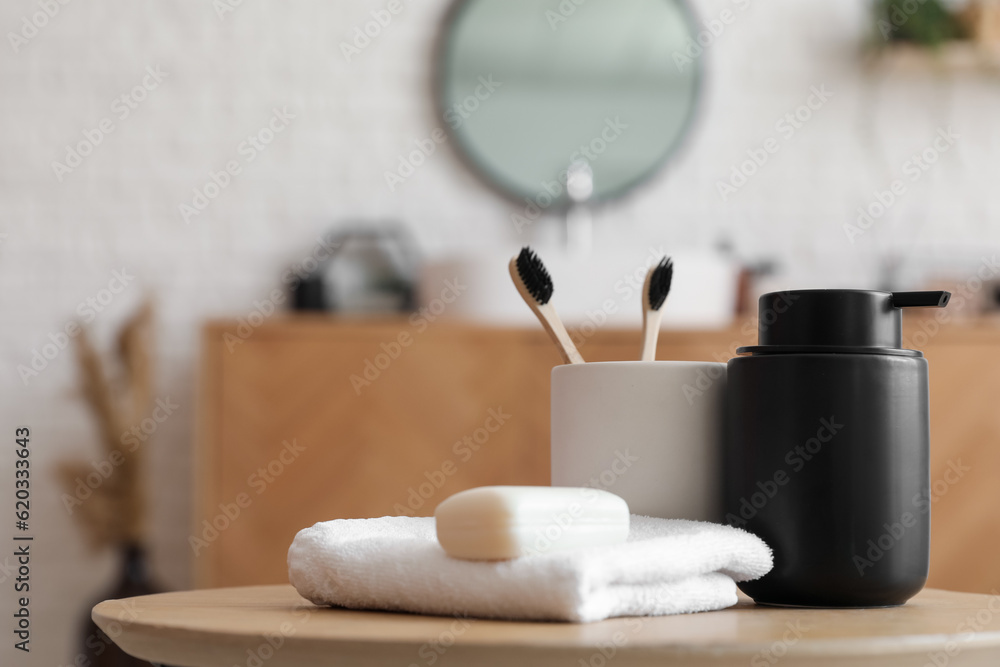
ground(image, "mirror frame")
xmin=433 ymin=0 xmax=705 ymax=210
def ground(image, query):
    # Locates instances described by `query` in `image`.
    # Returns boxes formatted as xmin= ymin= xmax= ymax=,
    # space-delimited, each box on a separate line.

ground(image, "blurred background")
xmin=3 ymin=0 xmax=1000 ymax=664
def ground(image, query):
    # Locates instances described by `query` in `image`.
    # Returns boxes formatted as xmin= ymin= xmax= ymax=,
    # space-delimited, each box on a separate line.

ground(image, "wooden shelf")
xmin=866 ymin=42 xmax=1000 ymax=73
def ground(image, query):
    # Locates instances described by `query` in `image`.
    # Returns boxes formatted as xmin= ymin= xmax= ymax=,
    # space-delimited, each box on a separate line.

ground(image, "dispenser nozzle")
xmin=891 ymin=291 xmax=951 ymax=308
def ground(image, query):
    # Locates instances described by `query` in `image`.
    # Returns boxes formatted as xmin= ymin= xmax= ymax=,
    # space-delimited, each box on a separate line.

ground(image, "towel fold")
xmin=287 ymin=515 xmax=772 ymax=622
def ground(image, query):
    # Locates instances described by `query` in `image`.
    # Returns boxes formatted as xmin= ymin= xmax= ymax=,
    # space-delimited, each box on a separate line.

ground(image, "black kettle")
xmin=725 ymin=289 xmax=950 ymax=607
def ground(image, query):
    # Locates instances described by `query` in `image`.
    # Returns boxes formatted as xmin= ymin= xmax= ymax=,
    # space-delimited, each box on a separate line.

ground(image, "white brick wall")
xmin=1 ymin=1 xmax=998 ymax=664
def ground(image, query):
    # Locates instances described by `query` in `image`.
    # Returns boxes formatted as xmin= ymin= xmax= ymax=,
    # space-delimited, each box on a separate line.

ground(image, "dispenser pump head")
xmin=756 ymin=289 xmax=951 ymax=350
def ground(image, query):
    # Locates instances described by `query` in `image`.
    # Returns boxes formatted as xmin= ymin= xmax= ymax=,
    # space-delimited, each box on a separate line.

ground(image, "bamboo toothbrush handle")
xmin=640 ymin=308 xmax=662 ymax=361
xmin=509 ymin=257 xmax=585 ymax=365
xmin=535 ymin=302 xmax=585 ymax=365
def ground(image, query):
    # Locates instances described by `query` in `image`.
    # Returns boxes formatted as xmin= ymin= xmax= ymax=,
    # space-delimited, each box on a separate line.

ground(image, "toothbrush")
xmin=639 ymin=257 xmax=673 ymax=361
xmin=509 ymin=247 xmax=585 ymax=365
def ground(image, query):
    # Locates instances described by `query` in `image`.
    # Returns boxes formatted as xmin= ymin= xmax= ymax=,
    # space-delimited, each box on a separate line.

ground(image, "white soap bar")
xmin=434 ymin=486 xmax=630 ymax=560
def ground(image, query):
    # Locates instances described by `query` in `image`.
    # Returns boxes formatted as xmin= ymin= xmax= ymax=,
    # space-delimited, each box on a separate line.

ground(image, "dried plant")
xmin=58 ymin=299 xmax=154 ymax=549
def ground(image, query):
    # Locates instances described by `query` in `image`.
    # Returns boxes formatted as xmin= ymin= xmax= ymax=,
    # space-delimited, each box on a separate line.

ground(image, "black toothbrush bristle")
xmin=516 ymin=247 xmax=553 ymax=305
xmin=648 ymin=257 xmax=673 ymax=311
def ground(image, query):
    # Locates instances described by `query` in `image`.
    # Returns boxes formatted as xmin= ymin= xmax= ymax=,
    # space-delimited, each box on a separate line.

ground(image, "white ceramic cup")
xmin=551 ymin=361 xmax=726 ymax=521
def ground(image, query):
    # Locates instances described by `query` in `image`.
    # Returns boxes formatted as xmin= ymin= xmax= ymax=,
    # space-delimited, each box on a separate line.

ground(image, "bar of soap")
xmin=434 ymin=485 xmax=630 ymax=560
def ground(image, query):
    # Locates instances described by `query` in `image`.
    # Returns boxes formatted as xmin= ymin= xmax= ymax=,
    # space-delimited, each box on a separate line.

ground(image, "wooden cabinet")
xmin=920 ymin=326 xmax=1000 ymax=594
xmin=196 ymin=317 xmax=1000 ymax=593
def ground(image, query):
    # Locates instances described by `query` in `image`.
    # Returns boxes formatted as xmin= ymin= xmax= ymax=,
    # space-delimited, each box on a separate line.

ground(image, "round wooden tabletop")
xmin=93 ymin=585 xmax=1000 ymax=667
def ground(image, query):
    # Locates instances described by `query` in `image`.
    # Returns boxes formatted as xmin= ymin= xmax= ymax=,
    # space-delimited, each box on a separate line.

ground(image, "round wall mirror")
xmin=437 ymin=0 xmax=702 ymax=208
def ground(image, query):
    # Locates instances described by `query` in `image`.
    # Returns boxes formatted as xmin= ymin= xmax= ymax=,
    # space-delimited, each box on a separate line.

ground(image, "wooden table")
xmin=93 ymin=585 xmax=1000 ymax=667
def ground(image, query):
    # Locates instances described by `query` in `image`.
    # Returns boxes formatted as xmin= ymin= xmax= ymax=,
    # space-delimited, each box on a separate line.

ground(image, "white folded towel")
xmin=287 ymin=515 xmax=772 ymax=622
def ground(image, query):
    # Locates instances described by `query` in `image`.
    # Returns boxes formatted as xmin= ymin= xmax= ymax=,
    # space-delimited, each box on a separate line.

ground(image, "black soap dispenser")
xmin=725 ymin=289 xmax=950 ymax=607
